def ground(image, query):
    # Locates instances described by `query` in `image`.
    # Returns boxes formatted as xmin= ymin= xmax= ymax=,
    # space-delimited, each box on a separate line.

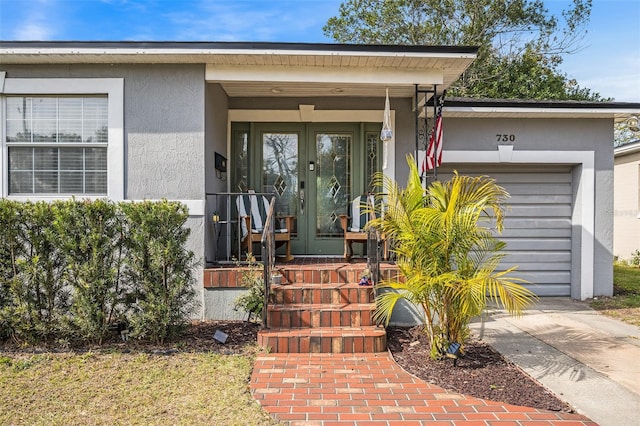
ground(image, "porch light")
xmin=627 ymin=115 xmax=640 ymax=132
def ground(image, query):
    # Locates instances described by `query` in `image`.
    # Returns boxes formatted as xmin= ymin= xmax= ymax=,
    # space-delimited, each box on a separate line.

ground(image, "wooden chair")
xmin=339 ymin=195 xmax=387 ymax=261
xmin=236 ymin=193 xmax=294 ymax=262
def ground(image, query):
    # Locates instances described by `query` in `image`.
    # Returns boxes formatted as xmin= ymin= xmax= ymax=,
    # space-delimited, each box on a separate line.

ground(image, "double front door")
xmin=231 ymin=122 xmax=381 ymax=255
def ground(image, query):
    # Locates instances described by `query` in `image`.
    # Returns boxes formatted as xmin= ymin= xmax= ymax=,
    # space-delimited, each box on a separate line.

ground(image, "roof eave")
xmin=0 ymin=41 xmax=479 ymax=65
xmin=615 ymin=140 xmax=640 ymax=157
xmin=443 ymin=98 xmax=640 ymax=119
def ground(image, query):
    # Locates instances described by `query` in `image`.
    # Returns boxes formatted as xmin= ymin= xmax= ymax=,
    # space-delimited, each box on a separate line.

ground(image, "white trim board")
xmin=444 ymin=105 xmax=640 ymax=118
xmin=1 ymin=78 xmax=125 ymax=200
xmin=444 ymin=149 xmax=595 ymax=300
xmin=2 ymin=46 xmax=477 ymax=60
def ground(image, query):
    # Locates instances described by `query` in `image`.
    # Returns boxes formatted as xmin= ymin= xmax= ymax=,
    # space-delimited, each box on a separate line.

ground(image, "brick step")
xmin=269 ymin=282 xmax=374 ymax=305
xmin=257 ymin=326 xmax=387 ymax=354
xmin=268 ymin=303 xmax=376 ymax=328
xmin=276 ymin=266 xmax=367 ymax=285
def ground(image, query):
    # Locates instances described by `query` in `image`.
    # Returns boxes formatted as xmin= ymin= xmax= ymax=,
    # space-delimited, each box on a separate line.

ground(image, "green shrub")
xmin=53 ymin=199 xmax=125 ymax=344
xmin=122 ymin=200 xmax=198 ymax=344
xmin=631 ymin=250 xmax=640 ymax=267
xmin=0 ymin=199 xmax=199 ymax=345
xmin=233 ymin=253 xmax=265 ymax=320
xmin=0 ymin=200 xmax=23 ymax=340
xmin=9 ymin=202 xmax=69 ymax=342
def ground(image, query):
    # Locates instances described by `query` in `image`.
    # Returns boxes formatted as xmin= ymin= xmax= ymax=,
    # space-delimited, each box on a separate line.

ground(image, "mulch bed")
xmin=0 ymin=321 xmax=263 ymax=356
xmin=1 ymin=321 xmax=574 ymax=412
xmin=386 ymin=325 xmax=574 ymax=412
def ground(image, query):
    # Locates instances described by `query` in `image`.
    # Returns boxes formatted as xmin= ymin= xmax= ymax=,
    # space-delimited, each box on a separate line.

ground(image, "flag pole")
xmin=414 ymin=84 xmax=420 ymax=175
xmin=433 ymin=85 xmax=438 ymax=182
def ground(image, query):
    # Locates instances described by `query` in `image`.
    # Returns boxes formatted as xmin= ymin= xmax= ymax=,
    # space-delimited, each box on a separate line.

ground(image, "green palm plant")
xmin=370 ymin=155 xmax=536 ymax=359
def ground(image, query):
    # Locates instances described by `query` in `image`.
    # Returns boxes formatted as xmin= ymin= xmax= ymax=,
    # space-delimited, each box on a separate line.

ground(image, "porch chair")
xmin=339 ymin=194 xmax=388 ymax=261
xmin=236 ymin=192 xmax=294 ymax=262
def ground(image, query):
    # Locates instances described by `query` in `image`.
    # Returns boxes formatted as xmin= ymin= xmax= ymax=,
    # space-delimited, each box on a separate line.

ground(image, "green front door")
xmin=232 ymin=122 xmax=381 ymax=256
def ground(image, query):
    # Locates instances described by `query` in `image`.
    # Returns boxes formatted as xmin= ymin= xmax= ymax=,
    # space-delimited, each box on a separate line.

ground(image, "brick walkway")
xmin=250 ymin=352 xmax=596 ymax=425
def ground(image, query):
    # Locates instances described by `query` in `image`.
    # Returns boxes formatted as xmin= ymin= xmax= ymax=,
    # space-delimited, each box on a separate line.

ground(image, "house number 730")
xmin=496 ymin=134 xmax=516 ymax=142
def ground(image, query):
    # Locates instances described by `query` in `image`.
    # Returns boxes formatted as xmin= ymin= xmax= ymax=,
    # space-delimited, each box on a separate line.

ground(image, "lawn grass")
xmin=590 ymin=264 xmax=640 ymax=326
xmin=0 ymin=350 xmax=279 ymax=425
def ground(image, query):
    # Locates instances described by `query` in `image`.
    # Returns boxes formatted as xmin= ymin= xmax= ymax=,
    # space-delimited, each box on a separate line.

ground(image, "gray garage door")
xmin=435 ymin=165 xmax=572 ymax=296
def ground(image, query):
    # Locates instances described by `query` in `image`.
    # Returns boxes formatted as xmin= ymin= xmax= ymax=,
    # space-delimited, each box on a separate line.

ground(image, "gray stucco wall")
xmin=205 ymin=83 xmax=229 ymax=195
xmin=389 ymin=98 xmax=417 ymax=184
xmin=203 ymin=288 xmax=249 ymax=321
xmin=122 ymin=66 xmax=205 ymax=200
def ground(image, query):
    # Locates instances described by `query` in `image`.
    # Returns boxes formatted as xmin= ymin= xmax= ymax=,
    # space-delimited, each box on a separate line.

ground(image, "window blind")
xmin=6 ymin=96 xmax=108 ymax=195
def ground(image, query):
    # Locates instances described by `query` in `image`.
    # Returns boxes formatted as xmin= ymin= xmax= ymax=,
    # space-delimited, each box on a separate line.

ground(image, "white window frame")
xmin=1 ymin=77 xmax=124 ymax=201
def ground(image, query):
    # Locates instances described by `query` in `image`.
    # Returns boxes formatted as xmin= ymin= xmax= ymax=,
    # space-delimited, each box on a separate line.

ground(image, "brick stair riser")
xmin=202 ymin=263 xmax=402 ymax=288
xmin=278 ymin=268 xmax=362 ymax=285
xmin=267 ymin=308 xmax=374 ymax=328
xmin=269 ymin=285 xmax=374 ymax=305
xmin=257 ymin=333 xmax=386 ymax=354
xmin=259 ymin=263 xmax=390 ymax=354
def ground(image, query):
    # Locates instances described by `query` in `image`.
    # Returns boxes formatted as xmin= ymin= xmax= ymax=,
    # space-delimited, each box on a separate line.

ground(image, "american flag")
xmin=422 ymin=100 xmax=444 ymax=173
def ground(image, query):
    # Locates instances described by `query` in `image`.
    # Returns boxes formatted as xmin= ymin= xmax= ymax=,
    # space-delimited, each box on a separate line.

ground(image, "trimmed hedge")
xmin=0 ymin=199 xmax=198 ymax=345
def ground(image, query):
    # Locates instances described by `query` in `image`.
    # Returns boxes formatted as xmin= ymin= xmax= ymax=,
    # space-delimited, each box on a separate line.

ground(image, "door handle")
xmin=299 ymin=181 xmax=305 ymax=215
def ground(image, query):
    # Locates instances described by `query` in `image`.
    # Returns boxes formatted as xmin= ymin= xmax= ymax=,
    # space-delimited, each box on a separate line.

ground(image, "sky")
xmin=0 ymin=0 xmax=638 ymax=102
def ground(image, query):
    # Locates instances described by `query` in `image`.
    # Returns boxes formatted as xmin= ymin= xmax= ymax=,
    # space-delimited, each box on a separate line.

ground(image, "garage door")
xmin=435 ymin=165 xmax=572 ymax=296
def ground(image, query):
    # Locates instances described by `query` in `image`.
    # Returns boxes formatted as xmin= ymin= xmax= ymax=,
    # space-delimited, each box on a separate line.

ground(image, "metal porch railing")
xmin=205 ymin=192 xmax=275 ymax=264
xmin=260 ymin=197 xmax=277 ymax=328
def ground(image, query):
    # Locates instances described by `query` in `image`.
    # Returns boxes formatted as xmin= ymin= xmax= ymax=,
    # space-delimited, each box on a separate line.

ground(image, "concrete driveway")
xmin=471 ymin=298 xmax=640 ymax=426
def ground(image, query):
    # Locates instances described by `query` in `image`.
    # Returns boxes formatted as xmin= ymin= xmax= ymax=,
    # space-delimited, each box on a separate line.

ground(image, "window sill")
xmin=4 ymin=195 xmax=108 ymax=202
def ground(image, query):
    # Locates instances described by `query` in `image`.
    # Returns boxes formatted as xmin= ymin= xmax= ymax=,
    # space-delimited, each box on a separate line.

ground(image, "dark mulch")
xmin=0 ymin=320 xmax=263 ymax=356
xmin=177 ymin=320 xmax=262 ymax=354
xmin=1 ymin=321 xmax=573 ymax=413
xmin=386 ymin=326 xmax=574 ymax=412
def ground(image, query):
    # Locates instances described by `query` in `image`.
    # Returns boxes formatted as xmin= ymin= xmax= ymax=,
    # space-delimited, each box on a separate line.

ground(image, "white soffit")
xmin=203 ymin=52 xmax=470 ymax=97
xmin=209 ymin=64 xmax=444 ymax=98
xmin=444 ymin=106 xmax=640 ymax=119
xmin=206 ymin=64 xmax=443 ymax=85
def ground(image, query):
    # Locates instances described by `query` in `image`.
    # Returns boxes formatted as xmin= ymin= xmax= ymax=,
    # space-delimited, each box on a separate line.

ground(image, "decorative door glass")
xmin=365 ymin=131 xmax=381 ymax=192
xmin=315 ymin=133 xmax=351 ymax=238
xmin=262 ymin=133 xmax=299 ymax=234
xmin=234 ymin=129 xmax=249 ymax=192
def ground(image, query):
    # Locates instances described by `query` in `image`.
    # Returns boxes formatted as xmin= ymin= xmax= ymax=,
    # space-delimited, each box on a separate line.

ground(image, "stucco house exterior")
xmin=1 ymin=41 xmax=639 ymax=320
xmin=614 ymin=140 xmax=640 ymax=261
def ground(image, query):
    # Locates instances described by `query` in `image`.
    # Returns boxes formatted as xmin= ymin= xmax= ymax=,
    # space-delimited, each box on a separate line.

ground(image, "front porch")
xmin=201 ymin=45 xmax=471 ymax=267
xmin=203 ymin=257 xmax=400 ymax=288
xmin=203 ymin=257 xmax=402 ymax=353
